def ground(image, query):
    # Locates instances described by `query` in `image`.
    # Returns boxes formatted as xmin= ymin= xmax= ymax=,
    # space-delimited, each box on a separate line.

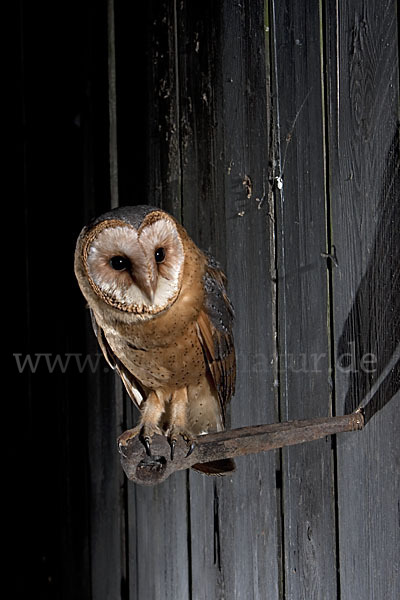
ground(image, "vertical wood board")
xmin=326 ymin=0 xmax=400 ymax=597
xmin=124 ymin=3 xmax=190 ymax=598
xmin=218 ymin=2 xmax=281 ymax=599
xmin=272 ymin=0 xmax=338 ymax=597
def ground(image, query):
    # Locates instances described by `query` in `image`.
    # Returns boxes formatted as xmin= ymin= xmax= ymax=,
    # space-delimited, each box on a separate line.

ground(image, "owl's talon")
xmin=170 ymin=438 xmax=176 ymax=461
xmin=118 ymin=422 xmax=161 ymax=458
xmin=118 ymin=441 xmax=128 ymax=458
xmin=167 ymin=428 xmax=195 ymax=461
xmin=142 ymin=436 xmax=152 ymax=457
xmin=186 ymin=441 xmax=196 ymax=458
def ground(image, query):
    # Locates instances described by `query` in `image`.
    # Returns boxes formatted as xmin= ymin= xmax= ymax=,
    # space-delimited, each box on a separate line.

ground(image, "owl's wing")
xmin=196 ymin=255 xmax=236 ymax=424
xmin=89 ymin=309 xmax=145 ymax=408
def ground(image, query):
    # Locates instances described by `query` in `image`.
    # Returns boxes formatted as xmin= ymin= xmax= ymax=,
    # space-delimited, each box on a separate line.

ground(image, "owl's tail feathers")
xmin=191 ymin=458 xmax=236 ymax=476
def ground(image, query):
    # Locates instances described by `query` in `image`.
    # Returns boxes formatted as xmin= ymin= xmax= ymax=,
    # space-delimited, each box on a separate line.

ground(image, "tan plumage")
xmin=74 ymin=205 xmax=236 ymax=475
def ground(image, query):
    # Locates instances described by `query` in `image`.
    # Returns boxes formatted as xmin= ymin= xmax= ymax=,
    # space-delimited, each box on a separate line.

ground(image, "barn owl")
xmin=74 ymin=205 xmax=236 ymax=475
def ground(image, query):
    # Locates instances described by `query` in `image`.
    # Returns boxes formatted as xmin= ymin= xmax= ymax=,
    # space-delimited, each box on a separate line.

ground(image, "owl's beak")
xmin=144 ymin=285 xmax=155 ymax=305
xmin=139 ymin=272 xmax=157 ymax=305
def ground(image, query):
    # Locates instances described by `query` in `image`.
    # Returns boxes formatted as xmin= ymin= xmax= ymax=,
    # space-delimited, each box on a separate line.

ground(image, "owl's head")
xmin=75 ymin=206 xmax=185 ymax=316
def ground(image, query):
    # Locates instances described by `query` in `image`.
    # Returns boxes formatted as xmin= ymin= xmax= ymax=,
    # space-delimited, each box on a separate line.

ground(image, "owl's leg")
xmin=168 ymin=388 xmax=196 ymax=460
xmin=118 ymin=391 xmax=163 ymax=456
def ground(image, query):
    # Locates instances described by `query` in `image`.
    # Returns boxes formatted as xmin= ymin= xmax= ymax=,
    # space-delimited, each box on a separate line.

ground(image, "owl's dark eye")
xmin=109 ymin=255 xmax=130 ymax=271
xmin=154 ymin=247 xmax=165 ymax=264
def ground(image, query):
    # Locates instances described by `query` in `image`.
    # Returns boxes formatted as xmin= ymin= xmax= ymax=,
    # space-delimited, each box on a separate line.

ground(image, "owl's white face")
xmin=83 ymin=216 xmax=184 ymax=315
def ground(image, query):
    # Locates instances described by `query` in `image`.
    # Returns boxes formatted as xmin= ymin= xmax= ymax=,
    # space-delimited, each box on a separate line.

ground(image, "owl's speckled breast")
xmin=106 ymin=320 xmax=206 ymax=391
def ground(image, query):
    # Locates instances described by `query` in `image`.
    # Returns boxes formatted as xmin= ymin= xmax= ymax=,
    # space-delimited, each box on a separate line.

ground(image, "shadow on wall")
xmin=337 ymin=124 xmax=400 ymax=423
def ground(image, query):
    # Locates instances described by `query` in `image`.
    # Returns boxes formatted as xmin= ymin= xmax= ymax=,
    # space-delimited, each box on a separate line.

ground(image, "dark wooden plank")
xmin=129 ymin=474 xmax=190 ymax=599
xmin=179 ymin=1 xmax=227 ymax=262
xmin=177 ymin=3 xmax=227 ymax=596
xmin=117 ymin=3 xmax=190 ymax=598
xmin=13 ymin=1 xmax=113 ymax=597
xmin=217 ymin=1 xmax=281 ymax=598
xmin=175 ymin=1 xmax=281 ymax=598
xmin=143 ymin=0 xmax=182 ymax=220
xmin=86 ymin=364 xmax=128 ymax=599
xmin=113 ymin=0 xmax=153 ymax=211
xmin=271 ymin=0 xmax=339 ymax=597
xmin=78 ymin=2 xmax=131 ymax=597
xmin=325 ymin=0 xmax=400 ymax=597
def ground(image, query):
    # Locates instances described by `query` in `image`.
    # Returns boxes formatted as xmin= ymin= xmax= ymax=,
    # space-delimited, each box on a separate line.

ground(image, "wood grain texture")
xmin=177 ymin=3 xmax=230 ymax=598
xmin=87 ymin=362 xmax=128 ymax=599
xmin=14 ymin=2 xmax=128 ymax=597
xmin=272 ymin=0 xmax=338 ymax=597
xmin=129 ymin=473 xmax=190 ymax=600
xmin=217 ymin=2 xmax=281 ymax=599
xmin=145 ymin=0 xmax=182 ymax=220
xmin=325 ymin=0 xmax=400 ymax=597
xmin=83 ymin=1 xmax=399 ymax=598
xmin=83 ymin=2 xmax=129 ymax=593
xmin=118 ymin=4 xmax=191 ymax=599
xmin=176 ymin=2 xmax=280 ymax=598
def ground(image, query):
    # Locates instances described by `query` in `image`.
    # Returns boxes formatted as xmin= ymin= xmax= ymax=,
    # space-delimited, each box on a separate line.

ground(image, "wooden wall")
xmin=14 ymin=0 xmax=399 ymax=598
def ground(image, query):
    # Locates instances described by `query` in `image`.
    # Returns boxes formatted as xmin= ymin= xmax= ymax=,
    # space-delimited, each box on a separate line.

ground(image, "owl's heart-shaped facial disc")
xmin=83 ymin=215 xmax=184 ymax=314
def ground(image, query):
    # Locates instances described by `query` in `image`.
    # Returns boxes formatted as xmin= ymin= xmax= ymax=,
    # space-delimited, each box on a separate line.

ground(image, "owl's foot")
xmin=167 ymin=426 xmax=196 ymax=461
xmin=118 ymin=423 xmax=162 ymax=457
xmin=118 ymin=391 xmax=165 ymax=457
xmin=167 ymin=388 xmax=195 ymax=460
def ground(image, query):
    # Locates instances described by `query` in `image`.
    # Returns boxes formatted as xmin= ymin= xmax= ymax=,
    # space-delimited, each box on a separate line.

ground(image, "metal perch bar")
xmin=119 ymin=411 xmax=364 ymax=485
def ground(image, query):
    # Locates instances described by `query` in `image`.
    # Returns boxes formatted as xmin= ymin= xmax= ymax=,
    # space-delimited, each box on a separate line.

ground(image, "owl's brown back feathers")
xmin=197 ymin=258 xmax=236 ymax=421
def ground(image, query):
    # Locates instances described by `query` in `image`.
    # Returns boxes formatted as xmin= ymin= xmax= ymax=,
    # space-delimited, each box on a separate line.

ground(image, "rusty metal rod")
xmin=119 ymin=411 xmax=364 ymax=485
